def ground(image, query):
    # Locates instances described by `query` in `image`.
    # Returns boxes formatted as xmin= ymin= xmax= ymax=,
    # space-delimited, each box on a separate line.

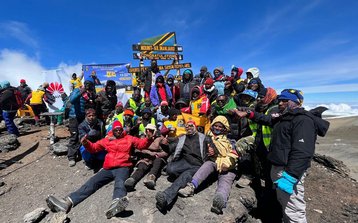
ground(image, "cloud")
xmin=0 ymin=49 xmax=44 ymax=89
xmin=0 ymin=21 xmax=39 ymax=49
xmin=263 ymin=53 xmax=358 ymax=93
xmin=0 ymin=49 xmax=82 ymax=93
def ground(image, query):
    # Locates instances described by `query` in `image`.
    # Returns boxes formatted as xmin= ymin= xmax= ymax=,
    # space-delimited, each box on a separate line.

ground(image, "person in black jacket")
xmin=17 ymin=79 xmax=32 ymax=102
xmin=155 ymin=120 xmax=210 ymax=213
xmin=0 ymin=81 xmax=20 ymax=136
xmin=234 ymin=89 xmax=329 ymax=223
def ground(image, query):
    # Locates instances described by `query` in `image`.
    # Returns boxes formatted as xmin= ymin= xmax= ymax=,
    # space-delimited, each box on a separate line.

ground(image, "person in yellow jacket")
xmin=69 ymin=73 xmax=83 ymax=91
xmin=25 ymin=86 xmax=48 ymax=125
xmin=178 ymin=115 xmax=239 ymax=214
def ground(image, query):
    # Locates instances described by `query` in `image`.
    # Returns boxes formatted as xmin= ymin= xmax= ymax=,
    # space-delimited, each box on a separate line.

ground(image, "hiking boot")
xmin=68 ymin=160 xmax=76 ymax=167
xmin=211 ymin=193 xmax=226 ymax=215
xmin=143 ymin=174 xmax=156 ymax=190
xmin=105 ymin=196 xmax=129 ymax=219
xmin=178 ymin=182 xmax=195 ymax=197
xmin=124 ymin=177 xmax=136 ymax=192
xmin=155 ymin=191 xmax=168 ymax=212
xmin=46 ymin=196 xmax=72 ymax=213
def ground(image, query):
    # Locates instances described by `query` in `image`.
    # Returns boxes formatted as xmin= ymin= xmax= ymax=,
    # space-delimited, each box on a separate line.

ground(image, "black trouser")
xmin=67 ymin=117 xmax=80 ymax=161
xmin=69 ymin=167 xmax=130 ymax=206
xmin=163 ymin=159 xmax=200 ymax=204
xmin=131 ymin=158 xmax=165 ymax=182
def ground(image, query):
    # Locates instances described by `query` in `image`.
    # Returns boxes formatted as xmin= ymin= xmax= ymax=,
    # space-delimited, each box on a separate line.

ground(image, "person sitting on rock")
xmin=78 ymin=108 xmax=106 ymax=171
xmin=46 ymin=120 xmax=154 ymax=219
xmin=178 ymin=116 xmax=238 ymax=214
xmin=155 ymin=120 xmax=210 ymax=212
xmin=124 ymin=124 xmax=169 ymax=191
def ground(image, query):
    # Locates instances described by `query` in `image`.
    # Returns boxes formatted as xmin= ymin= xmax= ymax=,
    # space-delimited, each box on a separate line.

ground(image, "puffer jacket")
xmin=0 ymin=87 xmax=19 ymax=111
xmin=83 ymin=132 xmax=152 ymax=169
xmin=181 ymin=86 xmax=210 ymax=116
xmin=207 ymin=116 xmax=238 ymax=172
xmin=250 ymin=107 xmax=330 ymax=178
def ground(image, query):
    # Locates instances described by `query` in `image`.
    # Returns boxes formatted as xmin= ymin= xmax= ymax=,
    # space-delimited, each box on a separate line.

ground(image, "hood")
xmin=288 ymin=108 xmax=330 ymax=137
xmin=155 ymin=73 xmax=164 ymax=80
xmin=307 ymin=107 xmax=330 ymax=137
xmin=167 ymin=74 xmax=174 ymax=80
xmin=0 ymin=81 xmax=10 ymax=89
xmin=211 ymin=115 xmax=230 ymax=131
xmin=190 ymin=85 xmax=204 ymax=99
xmin=246 ymin=67 xmax=260 ymax=78
xmin=182 ymin=69 xmax=193 ymax=83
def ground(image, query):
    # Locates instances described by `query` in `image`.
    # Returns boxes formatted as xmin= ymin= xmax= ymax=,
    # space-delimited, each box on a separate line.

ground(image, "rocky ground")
xmin=0 ymin=117 xmax=357 ymax=223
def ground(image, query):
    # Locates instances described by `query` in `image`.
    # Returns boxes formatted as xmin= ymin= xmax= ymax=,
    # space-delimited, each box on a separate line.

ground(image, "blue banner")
xmin=82 ymin=63 xmax=132 ymax=87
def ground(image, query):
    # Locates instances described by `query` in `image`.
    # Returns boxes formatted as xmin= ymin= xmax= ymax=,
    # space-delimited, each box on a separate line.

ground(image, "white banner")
xmin=42 ymin=69 xmax=68 ymax=112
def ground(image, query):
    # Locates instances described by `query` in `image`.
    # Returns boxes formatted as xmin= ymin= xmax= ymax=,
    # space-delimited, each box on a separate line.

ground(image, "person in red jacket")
xmin=46 ymin=120 xmax=154 ymax=219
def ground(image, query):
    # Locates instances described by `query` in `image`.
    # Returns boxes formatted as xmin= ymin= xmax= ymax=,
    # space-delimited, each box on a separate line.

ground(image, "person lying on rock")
xmin=155 ymin=120 xmax=211 ymax=212
xmin=178 ymin=116 xmax=239 ymax=214
xmin=46 ymin=120 xmax=154 ymax=219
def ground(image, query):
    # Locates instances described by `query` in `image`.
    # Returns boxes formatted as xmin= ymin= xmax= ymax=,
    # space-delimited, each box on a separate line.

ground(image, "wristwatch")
xmin=246 ymin=110 xmax=252 ymax=117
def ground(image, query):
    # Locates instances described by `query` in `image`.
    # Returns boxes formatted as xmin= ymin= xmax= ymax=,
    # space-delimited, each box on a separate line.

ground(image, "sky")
xmin=0 ymin=0 xmax=358 ymax=105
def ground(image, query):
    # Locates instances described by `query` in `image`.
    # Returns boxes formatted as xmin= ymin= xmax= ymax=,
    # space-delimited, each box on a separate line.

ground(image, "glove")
xmin=274 ymin=171 xmax=298 ymax=195
xmin=87 ymin=129 xmax=98 ymax=137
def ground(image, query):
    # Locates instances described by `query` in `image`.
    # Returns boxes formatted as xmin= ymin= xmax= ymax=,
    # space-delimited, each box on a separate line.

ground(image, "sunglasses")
xmin=185 ymin=124 xmax=195 ymax=128
xmin=146 ymin=129 xmax=155 ymax=132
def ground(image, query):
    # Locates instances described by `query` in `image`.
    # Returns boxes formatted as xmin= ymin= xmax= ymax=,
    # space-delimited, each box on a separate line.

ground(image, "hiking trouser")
xmin=67 ymin=117 xmax=80 ymax=161
xmin=164 ymin=159 xmax=200 ymax=204
xmin=2 ymin=111 xmax=19 ymax=136
xmin=69 ymin=167 xmax=130 ymax=206
xmin=192 ymin=160 xmax=236 ymax=203
xmin=148 ymin=158 xmax=165 ymax=179
xmin=271 ymin=165 xmax=307 ymax=223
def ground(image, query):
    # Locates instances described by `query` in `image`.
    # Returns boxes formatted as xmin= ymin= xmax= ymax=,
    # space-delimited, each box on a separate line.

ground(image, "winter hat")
xmin=85 ymin=108 xmax=96 ymax=116
xmin=168 ymin=108 xmax=180 ymax=117
xmin=20 ymin=79 xmax=26 ymax=83
xmin=204 ymin=78 xmax=214 ymax=85
xmin=246 ymin=67 xmax=260 ymax=78
xmin=116 ymin=102 xmax=123 ymax=107
xmin=183 ymin=69 xmax=193 ymax=75
xmin=145 ymin=123 xmax=156 ymax=131
xmin=42 ymin=82 xmax=49 ymax=88
xmin=123 ymin=109 xmax=134 ymax=117
xmin=200 ymin=66 xmax=208 ymax=72
xmin=186 ymin=120 xmax=197 ymax=127
xmin=214 ymin=66 xmax=224 ymax=74
xmin=261 ymin=87 xmax=277 ymax=105
xmin=160 ymin=101 xmax=169 ymax=106
xmin=239 ymin=89 xmax=258 ymax=99
xmin=278 ymin=89 xmax=304 ymax=105
xmin=112 ymin=120 xmax=123 ymax=130
xmin=249 ymin=79 xmax=259 ymax=85
xmin=142 ymin=108 xmax=152 ymax=114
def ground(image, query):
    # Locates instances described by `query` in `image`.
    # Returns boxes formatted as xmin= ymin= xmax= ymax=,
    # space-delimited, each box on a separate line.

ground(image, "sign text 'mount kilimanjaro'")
xmin=133 ymin=53 xmax=183 ymax=60
xmin=128 ymin=63 xmax=191 ymax=73
xmin=132 ymin=44 xmax=183 ymax=52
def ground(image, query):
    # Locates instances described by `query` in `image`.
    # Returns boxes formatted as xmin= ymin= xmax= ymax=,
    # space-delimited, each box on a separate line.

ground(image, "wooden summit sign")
xmin=132 ymin=44 xmax=183 ymax=52
xmin=133 ymin=53 xmax=183 ymax=60
xmin=128 ymin=63 xmax=191 ymax=73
